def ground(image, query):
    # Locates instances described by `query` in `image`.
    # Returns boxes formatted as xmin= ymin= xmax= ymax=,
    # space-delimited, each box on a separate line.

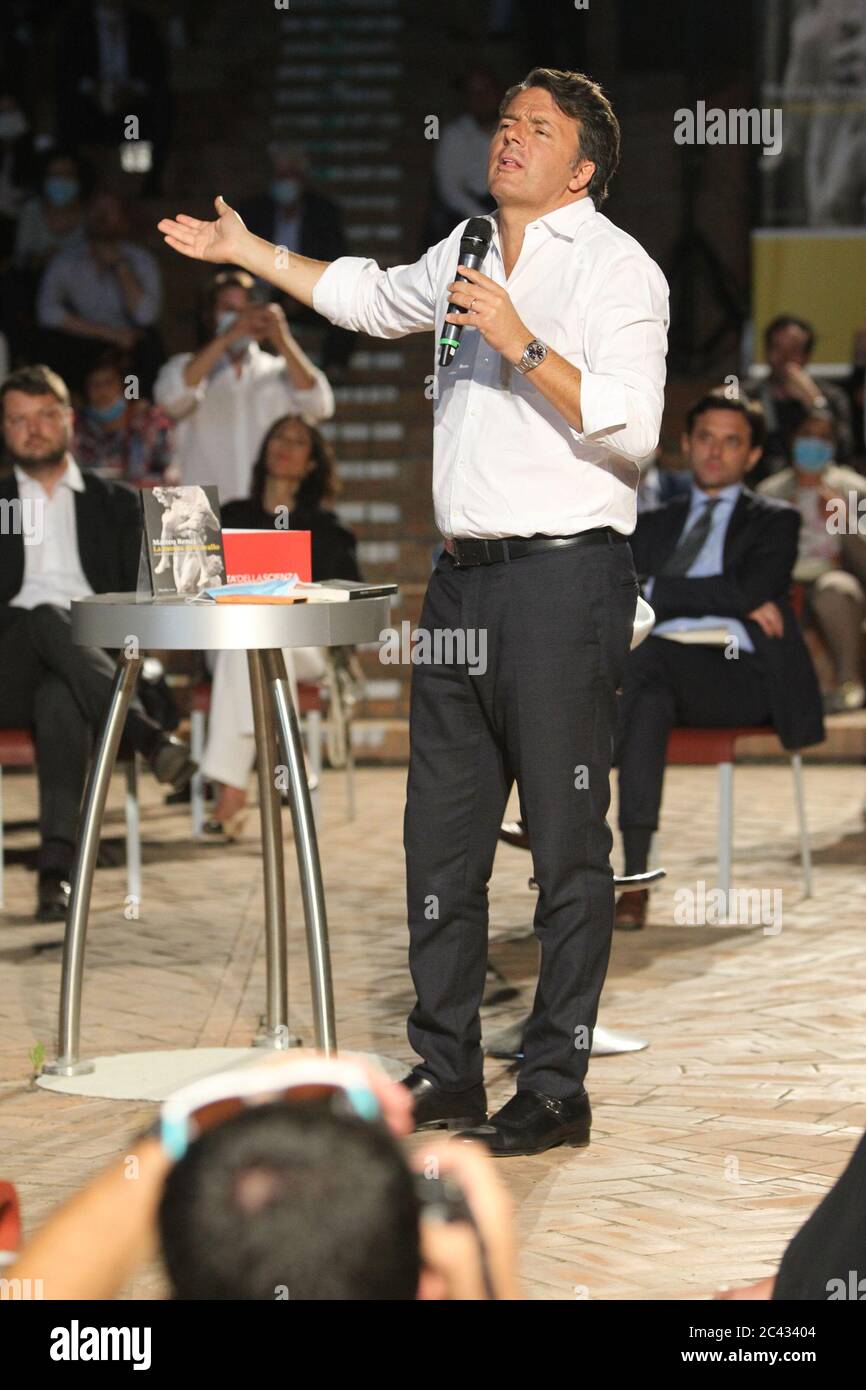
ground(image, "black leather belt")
xmin=446 ymin=528 xmax=626 ymax=567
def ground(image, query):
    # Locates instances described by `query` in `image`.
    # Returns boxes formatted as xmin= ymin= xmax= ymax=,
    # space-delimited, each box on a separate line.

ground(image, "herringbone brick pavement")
xmin=1 ymin=761 xmax=864 ymax=1300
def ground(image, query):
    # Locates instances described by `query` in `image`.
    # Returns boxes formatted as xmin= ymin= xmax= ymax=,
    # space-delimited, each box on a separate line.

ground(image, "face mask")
xmin=216 ymin=311 xmax=253 ymax=355
xmin=86 ymin=396 xmax=126 ymax=423
xmin=792 ymin=437 xmax=833 ymax=472
xmin=271 ymin=178 xmax=300 ymax=206
xmin=44 ymin=176 xmax=80 ymax=208
xmin=0 ymin=110 xmax=28 ymax=142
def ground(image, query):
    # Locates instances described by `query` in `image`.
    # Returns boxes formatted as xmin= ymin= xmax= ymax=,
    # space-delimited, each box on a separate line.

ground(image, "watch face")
xmin=525 ymin=340 xmax=546 ymax=367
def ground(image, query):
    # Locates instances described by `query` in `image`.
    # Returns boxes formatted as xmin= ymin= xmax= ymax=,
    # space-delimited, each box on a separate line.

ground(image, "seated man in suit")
xmin=0 ymin=365 xmax=195 ymax=921
xmin=614 ymin=392 xmax=825 ymax=930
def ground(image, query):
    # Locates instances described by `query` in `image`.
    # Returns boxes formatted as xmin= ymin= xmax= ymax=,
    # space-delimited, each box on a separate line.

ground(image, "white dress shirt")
xmin=313 ymin=197 xmax=669 ymax=539
xmin=154 ymin=343 xmax=334 ymax=503
xmin=10 ymin=456 xmax=95 ymax=610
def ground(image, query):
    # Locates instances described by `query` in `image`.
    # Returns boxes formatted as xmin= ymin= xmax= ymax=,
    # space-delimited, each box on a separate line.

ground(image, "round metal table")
xmin=42 ymin=592 xmax=390 ymax=1078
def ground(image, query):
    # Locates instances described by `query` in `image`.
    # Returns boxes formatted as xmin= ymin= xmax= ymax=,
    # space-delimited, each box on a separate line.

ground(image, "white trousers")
xmin=201 ymin=646 xmax=327 ymax=790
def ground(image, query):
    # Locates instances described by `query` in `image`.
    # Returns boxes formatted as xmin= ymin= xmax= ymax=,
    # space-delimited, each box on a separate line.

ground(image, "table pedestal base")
xmin=37 ymin=1048 xmax=407 ymax=1102
xmin=45 ymin=647 xmax=337 ymax=1079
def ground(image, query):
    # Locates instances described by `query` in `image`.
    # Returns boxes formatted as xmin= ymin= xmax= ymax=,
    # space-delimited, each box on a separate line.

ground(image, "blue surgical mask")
xmin=792 ymin=437 xmax=833 ymax=472
xmin=86 ymin=396 xmax=126 ymax=423
xmin=271 ymin=178 xmax=300 ymax=206
xmin=44 ymin=176 xmax=80 ymax=208
xmin=215 ymin=310 xmax=253 ymax=355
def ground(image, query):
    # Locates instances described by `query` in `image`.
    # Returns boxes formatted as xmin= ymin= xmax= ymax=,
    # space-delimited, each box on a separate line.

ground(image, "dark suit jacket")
xmin=238 ymin=190 xmax=348 ymax=265
xmin=57 ymin=3 xmax=169 ymax=139
xmin=0 ymin=468 xmax=141 ymax=612
xmin=630 ymin=487 xmax=825 ymax=750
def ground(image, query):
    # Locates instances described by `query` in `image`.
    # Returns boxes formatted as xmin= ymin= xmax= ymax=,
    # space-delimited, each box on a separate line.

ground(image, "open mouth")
xmin=497 ymin=154 xmax=523 ymax=171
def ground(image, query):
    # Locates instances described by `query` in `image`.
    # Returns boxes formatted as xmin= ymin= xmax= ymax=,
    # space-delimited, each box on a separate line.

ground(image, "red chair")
xmin=665 ymin=727 xmax=812 ymax=898
xmin=0 ymin=728 xmax=142 ymax=909
xmin=0 ymin=1179 xmax=21 ymax=1267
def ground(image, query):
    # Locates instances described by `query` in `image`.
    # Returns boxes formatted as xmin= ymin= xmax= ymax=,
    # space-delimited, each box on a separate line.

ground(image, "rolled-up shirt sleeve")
xmin=573 ymin=253 xmax=669 ymax=464
xmin=285 ymin=363 xmax=334 ymax=422
xmin=312 ymin=252 xmax=438 ymax=338
xmin=153 ymin=353 xmax=205 ymax=419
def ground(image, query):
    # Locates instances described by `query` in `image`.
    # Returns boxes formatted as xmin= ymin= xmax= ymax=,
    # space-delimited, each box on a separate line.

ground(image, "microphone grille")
xmin=461 ymin=216 xmax=493 ymax=249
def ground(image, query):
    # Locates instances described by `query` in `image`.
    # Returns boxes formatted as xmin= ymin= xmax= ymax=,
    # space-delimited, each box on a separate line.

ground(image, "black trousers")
xmin=614 ymin=635 xmax=772 ymax=833
xmin=0 ymin=604 xmax=161 ymax=874
xmin=404 ymin=537 xmax=638 ymax=1099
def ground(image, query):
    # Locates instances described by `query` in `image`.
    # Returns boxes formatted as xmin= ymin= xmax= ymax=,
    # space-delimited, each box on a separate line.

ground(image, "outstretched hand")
xmin=158 ymin=195 xmax=249 ymax=266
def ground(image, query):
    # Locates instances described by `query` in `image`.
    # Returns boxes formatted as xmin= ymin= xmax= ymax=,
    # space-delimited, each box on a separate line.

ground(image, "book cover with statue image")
xmin=139 ymin=485 xmax=226 ymax=597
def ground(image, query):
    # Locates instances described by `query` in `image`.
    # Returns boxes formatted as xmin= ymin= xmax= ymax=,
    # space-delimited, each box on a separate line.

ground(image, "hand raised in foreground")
xmin=158 ymin=194 xmax=249 ymax=266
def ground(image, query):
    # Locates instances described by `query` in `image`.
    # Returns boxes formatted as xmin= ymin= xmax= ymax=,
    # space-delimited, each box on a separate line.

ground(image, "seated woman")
xmin=203 ymin=412 xmax=361 ymax=836
xmin=758 ymin=411 xmax=866 ymax=712
xmin=74 ymin=348 xmax=173 ymax=481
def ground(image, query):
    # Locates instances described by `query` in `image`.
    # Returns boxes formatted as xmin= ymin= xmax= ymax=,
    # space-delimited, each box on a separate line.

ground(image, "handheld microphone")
xmin=437 ymin=217 xmax=494 ymax=367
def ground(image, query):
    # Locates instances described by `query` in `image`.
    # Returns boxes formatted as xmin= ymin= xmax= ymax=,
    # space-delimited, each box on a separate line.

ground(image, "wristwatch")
xmin=514 ymin=338 xmax=548 ymax=374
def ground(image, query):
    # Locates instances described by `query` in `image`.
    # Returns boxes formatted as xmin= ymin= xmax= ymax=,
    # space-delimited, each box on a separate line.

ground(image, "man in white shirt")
xmin=154 ymin=269 xmax=334 ymax=504
xmin=0 ymin=366 xmax=196 ymax=921
xmin=159 ymin=66 xmax=669 ymax=1155
xmin=431 ymin=66 xmax=500 ymax=238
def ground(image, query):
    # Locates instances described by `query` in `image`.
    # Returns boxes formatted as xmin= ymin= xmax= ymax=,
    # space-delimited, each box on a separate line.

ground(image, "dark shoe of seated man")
xmin=401 ymin=1072 xmax=487 ymax=1131
xmin=31 ymin=734 xmax=194 ymax=920
xmin=36 ymin=872 xmax=72 ymax=922
xmin=456 ymin=1088 xmax=591 ymax=1157
xmin=614 ymin=888 xmax=649 ymax=931
xmin=149 ymin=733 xmax=196 ymax=793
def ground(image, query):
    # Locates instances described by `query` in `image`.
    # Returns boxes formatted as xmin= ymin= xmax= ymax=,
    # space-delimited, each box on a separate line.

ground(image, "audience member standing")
xmin=238 ymin=143 xmax=354 ymax=369
xmin=430 ymin=67 xmax=500 ymax=243
xmin=56 ymin=0 xmax=172 ymax=194
xmin=154 ymin=270 xmax=333 ymax=503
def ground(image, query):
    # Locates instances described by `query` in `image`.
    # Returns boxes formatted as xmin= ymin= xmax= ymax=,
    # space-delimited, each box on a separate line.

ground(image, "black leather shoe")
xmin=148 ymin=735 xmax=197 ymax=793
xmin=499 ymin=819 xmax=530 ymax=850
xmin=36 ymin=873 xmax=71 ymax=922
xmin=401 ymin=1072 xmax=487 ymax=1132
xmin=455 ymin=1088 xmax=591 ymax=1156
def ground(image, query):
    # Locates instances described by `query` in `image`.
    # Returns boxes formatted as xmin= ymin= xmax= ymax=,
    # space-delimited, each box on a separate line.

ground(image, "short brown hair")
xmin=499 ymin=67 xmax=621 ymax=205
xmin=685 ymin=392 xmax=766 ymax=451
xmin=0 ymin=364 xmax=71 ymax=418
